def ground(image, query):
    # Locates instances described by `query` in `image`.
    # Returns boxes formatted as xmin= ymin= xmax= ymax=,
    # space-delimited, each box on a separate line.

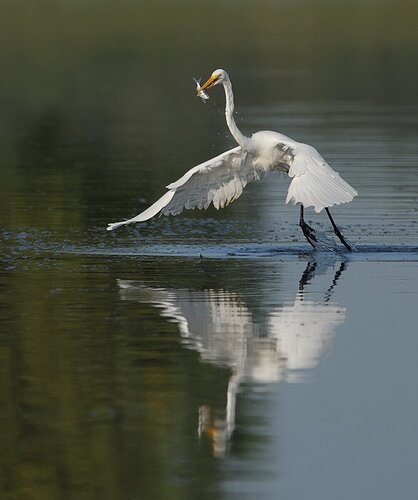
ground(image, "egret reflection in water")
xmin=118 ymin=260 xmax=347 ymax=457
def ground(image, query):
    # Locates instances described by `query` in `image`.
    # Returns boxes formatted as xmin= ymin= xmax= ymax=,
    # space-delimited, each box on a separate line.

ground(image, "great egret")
xmin=107 ymin=69 xmax=357 ymax=251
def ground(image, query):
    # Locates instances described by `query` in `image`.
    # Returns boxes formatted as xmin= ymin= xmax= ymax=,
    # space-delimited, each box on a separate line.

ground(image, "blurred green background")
xmin=1 ymin=0 xmax=417 ymax=233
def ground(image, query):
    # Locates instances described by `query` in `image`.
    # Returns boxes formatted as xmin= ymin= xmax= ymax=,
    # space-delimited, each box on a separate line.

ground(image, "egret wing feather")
xmin=106 ymin=191 xmax=175 ymax=231
xmin=286 ymin=144 xmax=357 ymax=213
xmin=107 ymin=146 xmax=272 ymax=231
xmin=162 ymin=146 xmax=264 ymax=215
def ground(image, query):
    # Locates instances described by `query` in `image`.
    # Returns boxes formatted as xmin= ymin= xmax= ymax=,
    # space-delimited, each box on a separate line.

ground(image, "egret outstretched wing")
xmin=107 ymin=146 xmax=273 ymax=231
xmin=286 ymin=143 xmax=358 ymax=213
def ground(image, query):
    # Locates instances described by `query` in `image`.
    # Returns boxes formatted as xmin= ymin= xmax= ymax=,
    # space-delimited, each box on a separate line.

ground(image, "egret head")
xmin=200 ymin=69 xmax=228 ymax=93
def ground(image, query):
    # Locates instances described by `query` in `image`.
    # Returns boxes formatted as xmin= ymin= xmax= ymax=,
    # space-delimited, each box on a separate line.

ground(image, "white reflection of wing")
xmin=118 ymin=283 xmax=251 ymax=368
xmin=268 ymin=298 xmax=345 ymax=383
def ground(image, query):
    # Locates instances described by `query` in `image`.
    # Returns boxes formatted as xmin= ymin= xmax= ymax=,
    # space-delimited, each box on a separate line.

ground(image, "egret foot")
xmin=300 ymin=219 xmax=318 ymax=248
xmin=325 ymin=208 xmax=353 ymax=252
xmin=299 ymin=205 xmax=317 ymax=249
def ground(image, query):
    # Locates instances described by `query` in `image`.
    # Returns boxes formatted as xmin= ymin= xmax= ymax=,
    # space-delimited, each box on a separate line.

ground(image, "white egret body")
xmin=107 ymin=69 xmax=357 ymax=250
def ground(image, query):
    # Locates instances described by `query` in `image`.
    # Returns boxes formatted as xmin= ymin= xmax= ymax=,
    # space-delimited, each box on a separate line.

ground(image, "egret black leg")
xmin=299 ymin=205 xmax=317 ymax=248
xmin=325 ymin=208 xmax=352 ymax=252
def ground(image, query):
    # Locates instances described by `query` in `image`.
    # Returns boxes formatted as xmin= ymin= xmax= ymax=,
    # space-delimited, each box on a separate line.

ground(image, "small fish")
xmin=193 ymin=77 xmax=209 ymax=102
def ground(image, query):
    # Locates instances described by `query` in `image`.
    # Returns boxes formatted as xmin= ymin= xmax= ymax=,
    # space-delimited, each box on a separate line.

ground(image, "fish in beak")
xmin=193 ymin=77 xmax=210 ymax=102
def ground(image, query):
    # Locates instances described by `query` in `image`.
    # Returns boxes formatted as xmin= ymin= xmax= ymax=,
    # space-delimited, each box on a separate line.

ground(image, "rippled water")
xmin=1 ymin=1 xmax=418 ymax=499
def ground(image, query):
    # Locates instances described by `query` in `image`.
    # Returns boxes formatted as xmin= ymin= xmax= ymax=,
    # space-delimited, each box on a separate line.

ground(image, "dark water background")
xmin=1 ymin=1 xmax=417 ymax=499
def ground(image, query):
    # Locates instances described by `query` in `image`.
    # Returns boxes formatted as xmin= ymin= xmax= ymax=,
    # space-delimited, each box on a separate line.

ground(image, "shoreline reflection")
xmin=118 ymin=260 xmax=347 ymax=457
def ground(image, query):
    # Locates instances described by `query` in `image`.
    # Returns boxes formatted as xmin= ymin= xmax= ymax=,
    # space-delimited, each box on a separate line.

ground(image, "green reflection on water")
xmin=1 ymin=256 xmax=238 ymax=499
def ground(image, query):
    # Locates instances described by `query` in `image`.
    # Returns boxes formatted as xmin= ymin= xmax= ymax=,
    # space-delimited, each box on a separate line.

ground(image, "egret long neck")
xmin=223 ymin=80 xmax=250 ymax=149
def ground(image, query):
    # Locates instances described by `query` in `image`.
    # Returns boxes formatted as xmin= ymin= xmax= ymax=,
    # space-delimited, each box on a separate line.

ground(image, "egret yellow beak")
xmin=199 ymin=74 xmax=219 ymax=92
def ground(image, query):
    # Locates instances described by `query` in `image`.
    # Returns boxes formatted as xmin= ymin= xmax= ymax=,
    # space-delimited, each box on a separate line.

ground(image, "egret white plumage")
xmin=107 ymin=69 xmax=357 ymax=250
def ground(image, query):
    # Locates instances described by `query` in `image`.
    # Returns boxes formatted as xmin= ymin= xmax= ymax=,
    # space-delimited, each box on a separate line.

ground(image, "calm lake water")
xmin=1 ymin=1 xmax=418 ymax=499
